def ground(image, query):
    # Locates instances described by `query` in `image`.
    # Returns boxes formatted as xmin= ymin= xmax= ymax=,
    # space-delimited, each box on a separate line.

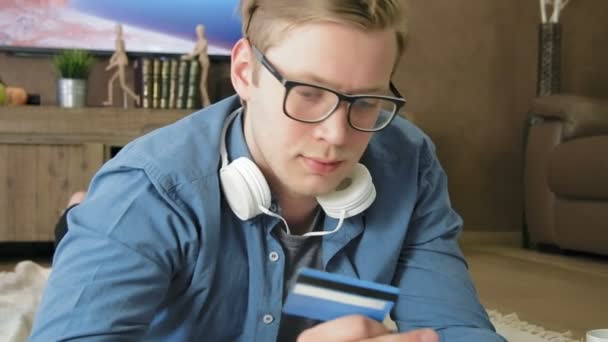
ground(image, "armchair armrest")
xmin=531 ymin=95 xmax=608 ymax=140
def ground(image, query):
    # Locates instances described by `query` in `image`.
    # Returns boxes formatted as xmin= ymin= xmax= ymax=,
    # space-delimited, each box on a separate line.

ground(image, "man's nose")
xmin=313 ymin=101 xmax=350 ymax=145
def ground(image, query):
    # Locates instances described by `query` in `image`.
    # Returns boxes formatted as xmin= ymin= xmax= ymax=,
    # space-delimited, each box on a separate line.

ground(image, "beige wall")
xmin=1 ymin=1 xmax=607 ymax=232
xmin=561 ymin=0 xmax=608 ymax=97
xmin=394 ymin=0 xmax=608 ymax=231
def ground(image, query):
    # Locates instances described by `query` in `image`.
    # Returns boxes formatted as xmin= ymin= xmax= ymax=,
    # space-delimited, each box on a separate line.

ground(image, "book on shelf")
xmin=133 ymin=58 xmax=141 ymax=107
xmin=168 ymin=59 xmax=179 ymax=109
xmin=186 ymin=60 xmax=201 ymax=109
xmin=151 ymin=58 xmax=161 ymax=109
xmin=160 ymin=59 xmax=170 ymax=109
xmin=137 ymin=57 xmax=152 ymax=109
xmin=176 ymin=60 xmax=190 ymax=109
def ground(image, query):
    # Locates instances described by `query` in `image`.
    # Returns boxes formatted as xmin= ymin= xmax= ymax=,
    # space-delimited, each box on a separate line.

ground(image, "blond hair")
xmin=240 ymin=0 xmax=407 ymax=73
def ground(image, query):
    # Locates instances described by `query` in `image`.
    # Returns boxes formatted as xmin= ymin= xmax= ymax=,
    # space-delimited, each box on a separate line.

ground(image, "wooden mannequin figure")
xmin=104 ymin=23 xmax=140 ymax=107
xmin=182 ymin=24 xmax=211 ymax=108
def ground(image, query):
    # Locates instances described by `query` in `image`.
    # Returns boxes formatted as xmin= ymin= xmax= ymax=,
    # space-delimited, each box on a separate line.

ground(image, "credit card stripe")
xmin=292 ymin=283 xmax=388 ymax=310
xmin=297 ymin=275 xmax=399 ymax=302
xmin=299 ymin=269 xmax=400 ymax=295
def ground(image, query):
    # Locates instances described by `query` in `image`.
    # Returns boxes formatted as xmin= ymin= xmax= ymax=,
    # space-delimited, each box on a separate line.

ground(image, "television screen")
xmin=0 ymin=0 xmax=243 ymax=57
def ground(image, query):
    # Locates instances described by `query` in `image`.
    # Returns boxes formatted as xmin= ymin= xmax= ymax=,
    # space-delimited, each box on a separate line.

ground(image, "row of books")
xmin=134 ymin=57 xmax=202 ymax=109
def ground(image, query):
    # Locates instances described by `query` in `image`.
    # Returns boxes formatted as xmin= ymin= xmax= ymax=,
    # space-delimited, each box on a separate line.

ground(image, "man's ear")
xmin=231 ymin=38 xmax=254 ymax=103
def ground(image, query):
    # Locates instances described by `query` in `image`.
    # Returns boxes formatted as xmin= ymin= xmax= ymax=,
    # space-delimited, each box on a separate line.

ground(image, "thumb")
xmin=361 ymin=328 xmax=439 ymax=342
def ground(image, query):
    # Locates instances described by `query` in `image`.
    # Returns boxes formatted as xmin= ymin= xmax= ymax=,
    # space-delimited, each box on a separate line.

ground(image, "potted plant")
xmin=53 ymin=49 xmax=93 ymax=108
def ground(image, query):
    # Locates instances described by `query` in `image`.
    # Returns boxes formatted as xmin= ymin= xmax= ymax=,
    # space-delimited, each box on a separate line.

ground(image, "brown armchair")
xmin=524 ymin=94 xmax=608 ymax=256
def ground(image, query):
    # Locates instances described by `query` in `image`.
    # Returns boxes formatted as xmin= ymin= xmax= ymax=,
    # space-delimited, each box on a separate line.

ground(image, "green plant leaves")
xmin=53 ymin=50 xmax=94 ymax=79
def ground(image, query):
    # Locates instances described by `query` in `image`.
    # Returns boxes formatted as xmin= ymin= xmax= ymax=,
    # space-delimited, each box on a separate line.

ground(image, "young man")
xmin=31 ymin=1 xmax=505 ymax=341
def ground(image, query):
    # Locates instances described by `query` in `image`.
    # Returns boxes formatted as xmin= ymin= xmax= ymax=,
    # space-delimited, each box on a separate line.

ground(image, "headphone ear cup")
xmin=317 ymin=163 xmax=376 ymax=219
xmin=220 ymin=157 xmax=271 ymax=220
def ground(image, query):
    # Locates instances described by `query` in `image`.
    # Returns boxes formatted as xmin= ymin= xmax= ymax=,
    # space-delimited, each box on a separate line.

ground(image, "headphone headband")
xmin=220 ymin=108 xmax=244 ymax=168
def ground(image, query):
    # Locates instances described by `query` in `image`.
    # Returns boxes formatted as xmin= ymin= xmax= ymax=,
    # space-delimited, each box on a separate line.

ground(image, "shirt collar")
xmin=224 ymin=107 xmax=254 ymax=163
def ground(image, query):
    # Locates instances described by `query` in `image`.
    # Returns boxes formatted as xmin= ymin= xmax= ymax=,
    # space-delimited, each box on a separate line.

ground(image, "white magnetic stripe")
xmin=292 ymin=283 xmax=388 ymax=311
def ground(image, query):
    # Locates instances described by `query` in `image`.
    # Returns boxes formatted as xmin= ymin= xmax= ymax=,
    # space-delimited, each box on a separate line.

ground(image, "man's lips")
xmin=301 ymin=156 xmax=343 ymax=174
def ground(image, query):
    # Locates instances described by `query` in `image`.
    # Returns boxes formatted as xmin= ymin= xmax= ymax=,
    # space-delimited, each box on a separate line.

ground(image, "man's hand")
xmin=297 ymin=315 xmax=438 ymax=342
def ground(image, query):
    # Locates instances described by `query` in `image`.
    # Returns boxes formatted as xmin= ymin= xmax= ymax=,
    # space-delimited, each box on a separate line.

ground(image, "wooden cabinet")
xmin=0 ymin=106 xmax=190 ymax=242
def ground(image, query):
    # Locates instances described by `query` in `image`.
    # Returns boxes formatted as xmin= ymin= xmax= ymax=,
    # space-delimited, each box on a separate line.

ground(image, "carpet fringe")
xmin=488 ymin=309 xmax=582 ymax=342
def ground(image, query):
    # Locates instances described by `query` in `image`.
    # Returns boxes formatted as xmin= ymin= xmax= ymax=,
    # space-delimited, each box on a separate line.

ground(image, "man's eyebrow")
xmin=294 ymin=71 xmax=388 ymax=95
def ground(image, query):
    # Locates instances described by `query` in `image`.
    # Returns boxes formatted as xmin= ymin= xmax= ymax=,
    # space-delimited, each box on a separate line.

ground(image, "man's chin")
xmin=291 ymin=179 xmax=343 ymax=198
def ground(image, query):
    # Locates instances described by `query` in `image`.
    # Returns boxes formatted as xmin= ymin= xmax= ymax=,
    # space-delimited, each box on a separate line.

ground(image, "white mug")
xmin=587 ymin=329 xmax=608 ymax=342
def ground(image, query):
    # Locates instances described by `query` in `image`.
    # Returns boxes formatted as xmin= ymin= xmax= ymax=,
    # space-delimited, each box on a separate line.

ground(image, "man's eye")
xmin=355 ymin=99 xmax=379 ymax=108
xmin=298 ymin=90 xmax=321 ymax=98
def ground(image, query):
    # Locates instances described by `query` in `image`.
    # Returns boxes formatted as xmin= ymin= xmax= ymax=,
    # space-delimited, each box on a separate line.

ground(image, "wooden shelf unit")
xmin=0 ymin=106 xmax=191 ymax=242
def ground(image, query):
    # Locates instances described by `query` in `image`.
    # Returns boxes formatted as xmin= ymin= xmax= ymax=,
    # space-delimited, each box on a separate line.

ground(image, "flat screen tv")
xmin=0 ymin=0 xmax=242 ymax=57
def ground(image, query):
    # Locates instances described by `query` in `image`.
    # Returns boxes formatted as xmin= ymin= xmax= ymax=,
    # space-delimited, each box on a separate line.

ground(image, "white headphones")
xmin=219 ymin=108 xmax=376 ymax=235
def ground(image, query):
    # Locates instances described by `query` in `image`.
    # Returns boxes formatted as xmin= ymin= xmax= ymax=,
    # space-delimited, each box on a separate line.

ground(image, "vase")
xmin=536 ymin=23 xmax=561 ymax=96
xmin=57 ymin=78 xmax=87 ymax=108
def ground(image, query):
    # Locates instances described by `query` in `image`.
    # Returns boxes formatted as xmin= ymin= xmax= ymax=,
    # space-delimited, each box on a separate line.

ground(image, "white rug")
xmin=488 ymin=310 xmax=580 ymax=342
xmin=0 ymin=261 xmax=581 ymax=342
xmin=0 ymin=261 xmax=50 ymax=342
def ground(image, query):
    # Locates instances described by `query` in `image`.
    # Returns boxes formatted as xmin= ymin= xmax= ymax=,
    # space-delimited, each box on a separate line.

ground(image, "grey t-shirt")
xmin=274 ymin=214 xmax=324 ymax=342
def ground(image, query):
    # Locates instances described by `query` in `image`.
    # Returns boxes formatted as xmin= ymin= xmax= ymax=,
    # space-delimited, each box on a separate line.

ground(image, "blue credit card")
xmin=282 ymin=268 xmax=400 ymax=322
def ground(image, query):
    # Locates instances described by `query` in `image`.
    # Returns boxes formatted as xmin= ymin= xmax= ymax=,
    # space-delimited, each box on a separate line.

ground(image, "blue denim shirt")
xmin=30 ymin=96 xmax=504 ymax=342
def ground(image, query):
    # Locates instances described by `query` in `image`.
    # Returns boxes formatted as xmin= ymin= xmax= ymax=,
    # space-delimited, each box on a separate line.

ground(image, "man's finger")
xmin=361 ymin=328 xmax=439 ymax=342
xmin=297 ymin=315 xmax=390 ymax=342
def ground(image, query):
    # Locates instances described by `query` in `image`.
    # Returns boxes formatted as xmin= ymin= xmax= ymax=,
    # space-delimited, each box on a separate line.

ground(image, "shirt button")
xmin=268 ymin=251 xmax=279 ymax=262
xmin=262 ymin=314 xmax=274 ymax=324
xmin=269 ymin=203 xmax=277 ymax=212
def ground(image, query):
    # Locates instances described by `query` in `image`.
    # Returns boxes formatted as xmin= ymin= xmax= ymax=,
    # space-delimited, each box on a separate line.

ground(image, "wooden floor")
xmin=462 ymin=233 xmax=608 ymax=340
xmin=2 ymin=234 xmax=607 ymax=339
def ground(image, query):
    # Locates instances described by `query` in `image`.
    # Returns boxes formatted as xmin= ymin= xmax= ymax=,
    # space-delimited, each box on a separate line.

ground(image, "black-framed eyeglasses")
xmin=251 ymin=45 xmax=406 ymax=132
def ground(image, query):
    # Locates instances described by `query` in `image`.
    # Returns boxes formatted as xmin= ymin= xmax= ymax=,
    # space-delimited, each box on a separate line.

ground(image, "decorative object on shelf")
xmin=0 ymin=77 xmax=6 ymax=106
xmin=537 ymin=0 xmax=573 ymax=96
xmin=52 ymin=49 xmax=93 ymax=108
xmin=103 ymin=24 xmax=141 ymax=108
xmin=182 ymin=24 xmax=211 ymax=108
xmin=134 ymin=56 xmax=200 ymax=109
xmin=5 ymin=87 xmax=28 ymax=106
xmin=26 ymin=93 xmax=41 ymax=106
